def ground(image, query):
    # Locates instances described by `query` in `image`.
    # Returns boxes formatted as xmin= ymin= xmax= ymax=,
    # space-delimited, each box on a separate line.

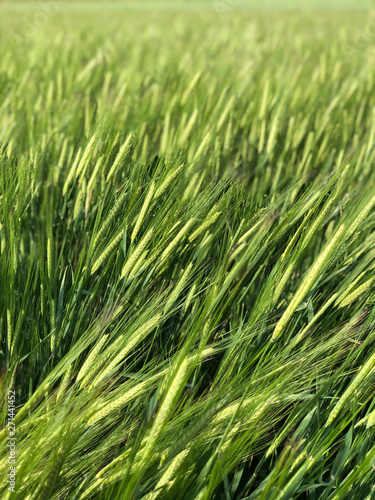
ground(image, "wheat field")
xmin=1 ymin=2 xmax=375 ymax=499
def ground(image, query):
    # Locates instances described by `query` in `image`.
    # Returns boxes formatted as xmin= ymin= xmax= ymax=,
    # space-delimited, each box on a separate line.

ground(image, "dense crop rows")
xmin=1 ymin=4 xmax=375 ymax=499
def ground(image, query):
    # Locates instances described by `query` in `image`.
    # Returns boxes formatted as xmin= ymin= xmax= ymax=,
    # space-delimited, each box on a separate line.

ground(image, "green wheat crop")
xmin=1 ymin=1 xmax=375 ymax=499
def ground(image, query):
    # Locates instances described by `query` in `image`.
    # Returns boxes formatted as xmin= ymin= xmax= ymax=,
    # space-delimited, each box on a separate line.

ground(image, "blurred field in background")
xmin=0 ymin=0 xmax=373 ymax=8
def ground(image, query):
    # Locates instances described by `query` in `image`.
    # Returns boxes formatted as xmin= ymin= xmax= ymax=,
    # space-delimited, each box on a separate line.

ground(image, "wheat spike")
xmin=87 ymin=380 xmax=149 ymax=426
xmin=63 ymin=146 xmax=82 ymax=196
xmin=160 ymin=219 xmax=194 ymax=263
xmin=326 ymin=349 xmax=375 ymax=426
xmin=121 ymin=227 xmax=154 ymax=279
xmin=77 ymin=334 xmax=108 ymax=384
xmin=76 ymin=131 xmax=98 ymax=177
xmin=92 ymin=314 xmax=161 ymax=388
xmin=131 ymin=182 xmax=155 ymax=243
xmin=7 ymin=309 xmax=12 ymax=358
xmin=106 ymin=133 xmax=133 ymax=182
xmin=140 ymin=358 xmax=189 ymax=466
xmin=155 ymin=165 xmax=183 ymax=199
xmin=91 ymin=229 xmax=124 ymax=274
xmin=87 ymin=155 xmax=104 ymax=192
xmin=188 ymin=211 xmax=221 ymax=243
xmin=94 ymin=186 xmax=129 ymax=247
xmin=164 ymin=263 xmax=193 ymax=314
xmin=338 ymin=277 xmax=375 ymax=308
